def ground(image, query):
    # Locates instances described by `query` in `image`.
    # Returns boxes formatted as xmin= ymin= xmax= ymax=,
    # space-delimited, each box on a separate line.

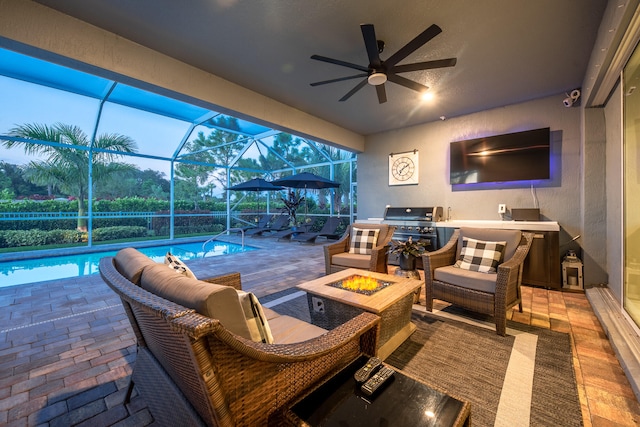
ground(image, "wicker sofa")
xmin=99 ymin=248 xmax=380 ymax=426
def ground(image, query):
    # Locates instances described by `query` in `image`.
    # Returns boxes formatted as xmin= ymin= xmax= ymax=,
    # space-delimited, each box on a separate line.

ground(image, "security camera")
xmin=563 ymin=88 xmax=581 ymax=108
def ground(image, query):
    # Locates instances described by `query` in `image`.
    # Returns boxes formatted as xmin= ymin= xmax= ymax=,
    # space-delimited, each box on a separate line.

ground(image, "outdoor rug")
xmin=264 ymin=290 xmax=582 ymax=427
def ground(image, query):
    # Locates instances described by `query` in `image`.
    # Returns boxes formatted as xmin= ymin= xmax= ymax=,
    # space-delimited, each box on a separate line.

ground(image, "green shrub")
xmin=0 ymin=226 xmax=149 ymax=248
xmin=0 ymin=229 xmax=84 ymax=248
xmin=92 ymin=226 xmax=147 ymax=241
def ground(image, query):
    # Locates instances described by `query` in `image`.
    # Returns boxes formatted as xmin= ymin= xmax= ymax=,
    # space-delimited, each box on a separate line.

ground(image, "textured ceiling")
xmin=34 ymin=0 xmax=607 ymax=136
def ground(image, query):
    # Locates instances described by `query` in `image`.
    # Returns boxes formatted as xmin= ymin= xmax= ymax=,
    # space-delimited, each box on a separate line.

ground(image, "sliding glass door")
xmin=624 ymin=42 xmax=640 ymax=327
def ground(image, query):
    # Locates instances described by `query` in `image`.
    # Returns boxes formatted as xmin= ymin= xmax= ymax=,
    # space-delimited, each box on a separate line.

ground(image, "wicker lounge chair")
xmin=268 ymin=223 xmax=313 ymax=241
xmin=291 ymin=217 xmax=343 ymax=244
xmin=324 ymin=223 xmax=396 ymax=274
xmin=422 ymin=227 xmax=534 ymax=336
xmin=237 ymin=214 xmax=271 ymax=232
xmin=99 ymin=249 xmax=380 ymax=426
xmin=245 ymin=214 xmax=289 ymax=236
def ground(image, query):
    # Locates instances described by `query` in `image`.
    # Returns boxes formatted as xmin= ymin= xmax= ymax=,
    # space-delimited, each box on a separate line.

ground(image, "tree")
xmin=1 ymin=123 xmax=137 ymax=230
xmin=0 ymin=161 xmax=49 ymax=198
xmin=94 ymin=167 xmax=169 ymax=199
xmin=175 ymin=116 xmax=246 ymax=204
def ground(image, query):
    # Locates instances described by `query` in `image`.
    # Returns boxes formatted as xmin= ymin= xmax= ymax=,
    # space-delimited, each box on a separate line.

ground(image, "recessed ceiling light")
xmin=421 ymin=92 xmax=434 ymax=101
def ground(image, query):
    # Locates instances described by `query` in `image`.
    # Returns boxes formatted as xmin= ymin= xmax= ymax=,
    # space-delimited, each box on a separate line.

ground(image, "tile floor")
xmin=0 ymin=237 xmax=638 ymax=426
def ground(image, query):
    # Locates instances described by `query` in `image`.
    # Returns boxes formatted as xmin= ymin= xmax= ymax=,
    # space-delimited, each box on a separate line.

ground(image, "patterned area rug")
xmin=266 ymin=291 xmax=582 ymax=427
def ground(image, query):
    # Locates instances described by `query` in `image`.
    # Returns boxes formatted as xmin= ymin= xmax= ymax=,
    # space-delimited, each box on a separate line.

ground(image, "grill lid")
xmin=383 ymin=207 xmax=443 ymax=221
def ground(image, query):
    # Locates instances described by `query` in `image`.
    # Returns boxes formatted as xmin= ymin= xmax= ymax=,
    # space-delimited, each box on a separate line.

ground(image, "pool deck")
xmin=1 ymin=235 xmax=639 ymax=426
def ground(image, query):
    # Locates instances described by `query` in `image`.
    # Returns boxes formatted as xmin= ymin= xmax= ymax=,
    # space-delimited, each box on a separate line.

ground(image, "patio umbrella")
xmin=228 ymin=178 xmax=283 ymax=213
xmin=272 ymin=172 xmax=340 ymax=218
xmin=228 ymin=178 xmax=284 ymax=192
xmin=271 ymin=172 xmax=340 ymax=190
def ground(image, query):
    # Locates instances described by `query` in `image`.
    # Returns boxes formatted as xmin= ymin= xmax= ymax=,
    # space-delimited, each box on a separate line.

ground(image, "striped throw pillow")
xmin=454 ymin=237 xmax=506 ymax=273
xmin=237 ymin=291 xmax=274 ymax=344
xmin=349 ymin=227 xmax=380 ymax=255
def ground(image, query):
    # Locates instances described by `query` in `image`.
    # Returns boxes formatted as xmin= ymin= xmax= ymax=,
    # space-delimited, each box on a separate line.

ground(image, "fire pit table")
xmin=296 ymin=268 xmax=422 ymax=359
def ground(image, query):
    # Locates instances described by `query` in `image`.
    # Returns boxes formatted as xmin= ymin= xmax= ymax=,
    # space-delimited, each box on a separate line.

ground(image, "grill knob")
xmin=400 ymin=226 xmax=406 ymax=230
xmin=407 ymin=226 xmax=413 ymax=231
xmin=428 ymin=227 xmax=434 ymax=233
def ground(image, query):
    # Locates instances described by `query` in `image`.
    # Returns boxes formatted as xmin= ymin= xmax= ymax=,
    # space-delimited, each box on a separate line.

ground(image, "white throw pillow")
xmin=164 ymin=252 xmax=197 ymax=279
xmin=237 ymin=290 xmax=274 ymax=344
xmin=349 ymin=227 xmax=380 ymax=255
xmin=454 ymin=237 xmax=506 ymax=273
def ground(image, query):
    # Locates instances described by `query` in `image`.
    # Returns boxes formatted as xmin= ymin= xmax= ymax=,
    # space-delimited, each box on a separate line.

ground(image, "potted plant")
xmin=389 ymin=236 xmax=429 ymax=270
xmin=281 ymin=190 xmax=305 ymax=228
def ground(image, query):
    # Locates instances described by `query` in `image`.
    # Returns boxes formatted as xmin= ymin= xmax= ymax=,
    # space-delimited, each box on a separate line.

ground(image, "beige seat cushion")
xmin=434 ymin=265 xmax=497 ymax=293
xmin=262 ymin=307 xmax=283 ymax=321
xmin=267 ymin=314 xmax=327 ymax=344
xmin=331 ymin=252 xmax=372 ymax=269
xmin=140 ymin=263 xmax=252 ymax=340
xmin=262 ymin=307 xmax=327 ymax=344
xmin=114 ymin=248 xmax=157 ymax=285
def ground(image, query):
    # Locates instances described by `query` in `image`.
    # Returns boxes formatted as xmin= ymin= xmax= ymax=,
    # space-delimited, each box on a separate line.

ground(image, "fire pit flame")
xmin=328 ymin=275 xmax=393 ymax=295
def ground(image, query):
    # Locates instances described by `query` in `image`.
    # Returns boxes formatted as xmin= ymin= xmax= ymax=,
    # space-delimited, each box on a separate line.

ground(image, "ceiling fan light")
xmin=368 ymin=72 xmax=387 ymax=86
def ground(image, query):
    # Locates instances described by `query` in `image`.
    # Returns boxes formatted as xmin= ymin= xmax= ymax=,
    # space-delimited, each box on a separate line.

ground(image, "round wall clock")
xmin=389 ymin=151 xmax=419 ymax=185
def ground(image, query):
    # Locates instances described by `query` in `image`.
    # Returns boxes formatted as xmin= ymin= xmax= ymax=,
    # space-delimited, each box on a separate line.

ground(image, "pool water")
xmin=0 ymin=241 xmax=256 ymax=288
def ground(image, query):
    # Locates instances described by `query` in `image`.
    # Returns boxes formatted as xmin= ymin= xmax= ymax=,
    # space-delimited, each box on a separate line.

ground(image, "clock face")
xmin=389 ymin=151 xmax=419 ymax=185
xmin=392 ymin=157 xmax=415 ymax=181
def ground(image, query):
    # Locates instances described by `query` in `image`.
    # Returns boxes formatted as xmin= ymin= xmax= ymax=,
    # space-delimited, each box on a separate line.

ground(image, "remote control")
xmin=361 ymin=365 xmax=395 ymax=396
xmin=354 ymin=357 xmax=382 ymax=383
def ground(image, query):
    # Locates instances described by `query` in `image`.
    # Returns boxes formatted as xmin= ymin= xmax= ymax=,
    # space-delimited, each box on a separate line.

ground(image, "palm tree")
xmin=1 ymin=123 xmax=137 ymax=230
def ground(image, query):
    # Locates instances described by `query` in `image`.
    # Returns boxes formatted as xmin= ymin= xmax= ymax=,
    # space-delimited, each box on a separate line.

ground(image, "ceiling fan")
xmin=310 ymin=23 xmax=457 ymax=104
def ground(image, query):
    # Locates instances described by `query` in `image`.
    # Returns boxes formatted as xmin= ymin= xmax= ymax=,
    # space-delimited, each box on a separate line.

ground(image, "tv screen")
xmin=450 ymin=127 xmax=550 ymax=184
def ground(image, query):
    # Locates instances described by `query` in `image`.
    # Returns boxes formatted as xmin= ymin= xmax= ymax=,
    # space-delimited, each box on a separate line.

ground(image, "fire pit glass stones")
xmin=327 ymin=275 xmax=394 ymax=296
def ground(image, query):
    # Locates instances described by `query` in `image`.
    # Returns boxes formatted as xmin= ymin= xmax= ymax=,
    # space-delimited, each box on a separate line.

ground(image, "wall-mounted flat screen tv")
xmin=450 ymin=127 xmax=550 ymax=185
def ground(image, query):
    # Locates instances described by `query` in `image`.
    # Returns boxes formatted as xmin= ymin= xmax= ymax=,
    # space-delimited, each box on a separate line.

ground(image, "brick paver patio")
xmin=1 ymin=235 xmax=638 ymax=426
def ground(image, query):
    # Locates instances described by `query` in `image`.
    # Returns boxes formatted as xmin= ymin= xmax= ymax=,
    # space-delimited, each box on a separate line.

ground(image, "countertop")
xmin=436 ymin=220 xmax=559 ymax=232
xmin=365 ymin=218 xmax=559 ymax=232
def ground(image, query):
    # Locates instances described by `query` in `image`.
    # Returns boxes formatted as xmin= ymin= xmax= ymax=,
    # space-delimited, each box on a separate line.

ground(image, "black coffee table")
xmin=286 ymin=355 xmax=470 ymax=426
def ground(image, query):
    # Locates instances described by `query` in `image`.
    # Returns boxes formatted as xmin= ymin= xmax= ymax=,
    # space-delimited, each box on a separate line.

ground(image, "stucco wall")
xmin=360 ymin=94 xmax=589 ymax=277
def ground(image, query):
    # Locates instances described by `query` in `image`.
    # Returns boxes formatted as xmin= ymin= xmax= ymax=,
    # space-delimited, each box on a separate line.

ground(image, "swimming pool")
xmin=0 ymin=241 xmax=256 ymax=288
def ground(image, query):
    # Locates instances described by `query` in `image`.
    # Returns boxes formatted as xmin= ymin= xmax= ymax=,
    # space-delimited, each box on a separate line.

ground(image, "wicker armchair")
xmin=422 ymin=227 xmax=534 ymax=336
xmin=99 ymin=254 xmax=379 ymax=426
xmin=324 ymin=223 xmax=396 ymax=275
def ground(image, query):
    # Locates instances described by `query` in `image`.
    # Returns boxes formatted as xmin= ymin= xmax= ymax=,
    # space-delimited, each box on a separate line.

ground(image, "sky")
xmin=0 ymin=74 xmax=186 ymax=178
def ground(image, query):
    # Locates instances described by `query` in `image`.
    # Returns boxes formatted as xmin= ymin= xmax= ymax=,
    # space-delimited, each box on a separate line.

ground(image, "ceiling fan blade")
xmin=360 ymin=24 xmax=382 ymax=68
xmin=387 ymin=73 xmax=429 ymax=93
xmin=385 ymin=24 xmax=442 ymax=68
xmin=392 ymin=58 xmax=457 ymax=73
xmin=310 ymin=73 xmax=368 ymax=86
xmin=311 ymin=54 xmax=369 ymax=72
xmin=376 ymin=84 xmax=387 ymax=104
xmin=339 ymin=78 xmax=368 ymax=102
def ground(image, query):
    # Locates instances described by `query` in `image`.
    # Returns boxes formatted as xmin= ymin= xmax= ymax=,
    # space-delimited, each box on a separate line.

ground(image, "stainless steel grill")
xmin=383 ymin=207 xmax=443 ymax=268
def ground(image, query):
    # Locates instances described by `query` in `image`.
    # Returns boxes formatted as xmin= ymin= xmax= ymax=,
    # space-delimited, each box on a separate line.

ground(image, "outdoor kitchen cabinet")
xmin=521 ymin=230 xmax=561 ymax=289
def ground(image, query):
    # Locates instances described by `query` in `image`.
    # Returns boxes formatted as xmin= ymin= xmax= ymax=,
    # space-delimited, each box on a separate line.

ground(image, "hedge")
xmin=0 ymin=226 xmax=147 ymax=248
xmin=0 ymin=197 xmax=232 ymax=213
xmin=0 ymin=229 xmax=85 ymax=248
